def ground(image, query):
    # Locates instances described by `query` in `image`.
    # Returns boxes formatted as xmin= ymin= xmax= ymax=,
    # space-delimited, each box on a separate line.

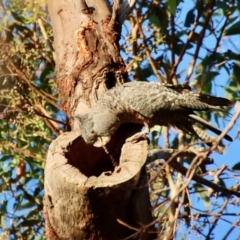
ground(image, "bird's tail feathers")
xmin=174 ymin=123 xmax=224 ymax=154
xmin=198 ymin=94 xmax=233 ymax=107
xmin=192 ymin=126 xmax=224 ymax=154
xmin=189 ymin=114 xmax=232 ymax=142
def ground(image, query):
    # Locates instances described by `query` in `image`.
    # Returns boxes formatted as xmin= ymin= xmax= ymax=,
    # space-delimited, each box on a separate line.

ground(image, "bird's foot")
xmin=126 ymin=132 xmax=148 ymax=144
xmin=102 ymin=166 xmax=122 ymax=176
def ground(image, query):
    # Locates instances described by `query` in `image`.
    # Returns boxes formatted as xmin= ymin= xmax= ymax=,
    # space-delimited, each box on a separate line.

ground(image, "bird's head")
xmin=75 ymin=110 xmax=120 ymax=147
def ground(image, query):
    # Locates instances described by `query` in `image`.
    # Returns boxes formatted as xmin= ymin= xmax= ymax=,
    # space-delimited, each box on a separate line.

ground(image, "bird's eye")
xmin=91 ymin=130 xmax=95 ymax=134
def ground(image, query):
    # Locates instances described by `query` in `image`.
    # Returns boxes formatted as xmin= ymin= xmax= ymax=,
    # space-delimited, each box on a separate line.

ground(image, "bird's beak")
xmin=93 ymin=136 xmax=111 ymax=147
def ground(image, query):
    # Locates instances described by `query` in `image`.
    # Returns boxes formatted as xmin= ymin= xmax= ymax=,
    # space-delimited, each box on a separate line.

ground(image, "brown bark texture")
xmin=44 ymin=0 xmax=155 ymax=239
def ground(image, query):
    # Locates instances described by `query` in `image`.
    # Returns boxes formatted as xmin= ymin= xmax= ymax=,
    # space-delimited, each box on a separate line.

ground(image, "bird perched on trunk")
xmin=76 ymin=81 xmax=233 ymax=148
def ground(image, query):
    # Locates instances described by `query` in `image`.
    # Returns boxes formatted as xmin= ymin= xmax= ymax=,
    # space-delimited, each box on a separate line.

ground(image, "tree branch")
xmin=169 ymin=0 xmax=203 ymax=81
xmin=136 ymin=11 xmax=164 ymax=83
xmin=147 ymin=149 xmax=240 ymax=198
xmin=184 ymin=0 xmax=216 ymax=83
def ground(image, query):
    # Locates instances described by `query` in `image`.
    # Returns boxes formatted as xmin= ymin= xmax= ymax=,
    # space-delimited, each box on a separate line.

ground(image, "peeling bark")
xmin=47 ymin=0 xmax=127 ymax=124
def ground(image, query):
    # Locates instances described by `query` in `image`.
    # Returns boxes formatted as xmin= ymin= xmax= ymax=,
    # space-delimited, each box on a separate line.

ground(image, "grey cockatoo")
xmin=76 ymin=81 xmax=232 ymax=147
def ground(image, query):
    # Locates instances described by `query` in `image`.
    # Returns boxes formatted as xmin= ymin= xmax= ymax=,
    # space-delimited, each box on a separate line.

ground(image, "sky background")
xmin=120 ymin=1 xmax=240 ymax=239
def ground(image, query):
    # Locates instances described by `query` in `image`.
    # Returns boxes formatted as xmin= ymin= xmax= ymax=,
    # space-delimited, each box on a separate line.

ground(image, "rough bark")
xmin=44 ymin=0 xmax=155 ymax=239
xmin=47 ymin=0 xmax=127 ymax=125
xmin=44 ymin=127 xmax=154 ymax=239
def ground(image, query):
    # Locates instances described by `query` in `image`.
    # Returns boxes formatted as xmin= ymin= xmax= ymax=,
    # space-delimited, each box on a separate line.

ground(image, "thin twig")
xmin=169 ymin=0 xmax=203 ymax=81
xmin=147 ymin=148 xmax=240 ymax=198
xmin=206 ymin=199 xmax=229 ymax=239
xmin=170 ymin=161 xmax=240 ymax=198
xmin=0 ymin=142 xmax=45 ymax=162
xmin=184 ymin=0 xmax=216 ymax=83
xmin=170 ymin=14 xmax=175 ymax=83
xmin=164 ymin=127 xmax=170 ymax=149
xmin=37 ymin=18 xmax=56 ymax=62
xmin=7 ymin=60 xmax=59 ymax=108
xmin=102 ymin=145 xmax=118 ymax=167
xmin=196 ymin=11 xmax=231 ymax=89
xmin=35 ymin=103 xmax=63 ymax=135
xmin=210 ymin=102 xmax=240 ymax=153
xmin=136 ymin=11 xmax=164 ymax=83
xmin=165 ymin=163 xmax=177 ymax=240
xmin=222 ymin=220 xmax=240 ymax=240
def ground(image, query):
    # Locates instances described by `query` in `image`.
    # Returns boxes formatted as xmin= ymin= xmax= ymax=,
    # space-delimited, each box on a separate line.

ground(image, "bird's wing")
xmin=119 ymin=82 xmax=182 ymax=118
xmin=119 ymin=82 xmax=232 ymax=117
xmin=118 ymin=81 xmax=232 ymax=142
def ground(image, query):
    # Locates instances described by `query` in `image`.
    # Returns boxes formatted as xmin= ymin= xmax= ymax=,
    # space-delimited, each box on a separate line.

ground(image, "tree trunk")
xmin=44 ymin=0 xmax=155 ymax=239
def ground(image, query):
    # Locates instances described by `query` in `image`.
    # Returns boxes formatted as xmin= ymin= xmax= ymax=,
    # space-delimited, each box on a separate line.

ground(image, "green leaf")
xmin=166 ymin=0 xmax=177 ymax=15
xmin=218 ymin=178 xmax=229 ymax=197
xmin=225 ymin=62 xmax=240 ymax=100
xmin=149 ymin=12 xmax=161 ymax=27
xmin=18 ymin=219 xmax=40 ymax=227
xmin=232 ymin=162 xmax=240 ymax=170
xmin=171 ymin=136 xmax=179 ymax=149
xmin=0 ymin=200 xmax=7 ymax=214
xmin=15 ymin=201 xmax=36 ymax=211
xmin=224 ymin=20 xmax=240 ymax=36
xmin=39 ymin=66 xmax=54 ymax=84
xmin=137 ymin=65 xmax=154 ymax=80
xmin=238 ymin=1 xmax=240 ymax=12
xmin=184 ymin=9 xmax=195 ymax=27
xmin=193 ymin=183 xmax=211 ymax=210
xmin=224 ymin=50 xmax=240 ymax=62
xmin=0 ymin=155 xmax=13 ymax=163
xmin=149 ymin=130 xmax=160 ymax=149
xmin=216 ymin=1 xmax=233 ymax=16
xmin=154 ymin=205 xmax=168 ymax=218
xmin=224 ymin=86 xmax=240 ymax=100
xmin=174 ymin=42 xmax=194 ymax=55
xmin=1 ymin=216 xmax=6 ymax=229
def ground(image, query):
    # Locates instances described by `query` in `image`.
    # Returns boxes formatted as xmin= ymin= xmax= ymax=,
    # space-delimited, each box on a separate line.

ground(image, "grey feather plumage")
xmin=76 ymin=81 xmax=233 ymax=146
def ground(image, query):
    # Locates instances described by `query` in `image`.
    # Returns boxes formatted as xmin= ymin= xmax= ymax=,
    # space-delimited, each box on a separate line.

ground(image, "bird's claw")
xmin=102 ymin=166 xmax=122 ymax=176
xmin=126 ymin=132 xmax=148 ymax=144
xmin=103 ymin=171 xmax=113 ymax=176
